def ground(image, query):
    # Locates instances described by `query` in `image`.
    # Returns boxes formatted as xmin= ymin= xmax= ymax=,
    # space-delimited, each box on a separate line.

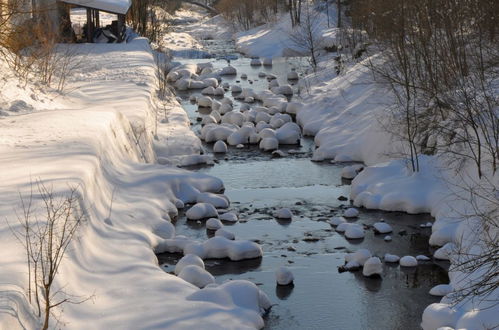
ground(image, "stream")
xmin=157 ymin=32 xmax=448 ymax=329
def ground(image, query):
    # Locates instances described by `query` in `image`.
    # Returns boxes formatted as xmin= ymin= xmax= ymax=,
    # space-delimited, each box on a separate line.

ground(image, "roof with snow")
xmin=60 ymin=0 xmax=132 ymax=15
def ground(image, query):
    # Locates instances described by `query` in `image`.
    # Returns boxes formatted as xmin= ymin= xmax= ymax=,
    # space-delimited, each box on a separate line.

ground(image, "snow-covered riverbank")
xmin=0 ymin=38 xmax=269 ymax=329
xmin=174 ymin=6 xmax=498 ymax=329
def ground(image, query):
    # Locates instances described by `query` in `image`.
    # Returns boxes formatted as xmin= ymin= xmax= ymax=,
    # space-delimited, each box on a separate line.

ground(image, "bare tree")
xmin=10 ymin=181 xmax=87 ymax=330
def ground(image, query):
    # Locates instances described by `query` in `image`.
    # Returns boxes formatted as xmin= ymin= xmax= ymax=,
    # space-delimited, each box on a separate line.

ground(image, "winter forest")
xmin=0 ymin=0 xmax=497 ymax=329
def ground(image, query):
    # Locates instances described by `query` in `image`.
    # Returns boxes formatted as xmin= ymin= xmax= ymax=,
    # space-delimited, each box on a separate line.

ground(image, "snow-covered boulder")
xmin=255 ymin=112 xmax=272 ymax=123
xmin=399 ymin=256 xmax=418 ymax=267
xmin=275 ymin=122 xmax=301 ymax=144
xmin=384 ymin=235 xmax=392 ymax=241
xmin=276 ymin=266 xmax=294 ymax=285
xmin=220 ymin=212 xmax=238 ymax=222
xmin=362 ymin=257 xmax=383 ymax=277
xmin=258 ymin=72 xmax=267 ymax=78
xmin=276 ymin=84 xmax=293 ymax=95
xmin=201 ymin=115 xmax=217 ymax=126
xmin=219 ymin=103 xmax=233 ymax=115
xmin=197 ymin=96 xmax=213 ymax=107
xmin=259 ymin=137 xmax=279 ymax=151
xmin=178 ymin=265 xmax=215 ymax=288
xmin=285 ymin=102 xmax=303 ymax=115
xmin=344 ymin=208 xmax=359 ymax=218
xmin=196 ymin=192 xmax=229 ymax=209
xmin=214 ymin=87 xmax=225 ymax=96
xmin=345 ymin=249 xmax=371 ymax=266
xmin=184 ymin=237 xmax=263 ymax=261
xmin=421 ymin=303 xmax=457 ymax=330
xmin=384 ymin=253 xmax=400 ymax=263
xmin=203 ymin=78 xmax=218 ymax=88
xmin=274 ymin=208 xmax=292 ymax=219
xmin=287 ymin=71 xmax=299 ymax=80
xmin=154 ymin=222 xmax=175 ymax=239
xmin=206 ymin=218 xmax=224 ymax=231
xmin=241 ymin=73 xmax=248 ymax=79
xmin=231 ymin=85 xmax=242 ymax=93
xmin=416 ymin=255 xmax=431 ymax=261
xmin=373 ymin=222 xmax=393 ymax=234
xmin=186 ymin=203 xmax=218 ymax=220
xmin=220 ymin=66 xmax=237 ymax=75
xmin=429 ymin=284 xmax=453 ymax=296
xmin=329 ymin=216 xmax=347 ymax=226
xmin=344 ymin=223 xmax=365 ymax=239
xmin=244 ymin=96 xmax=255 ymax=103
xmin=215 ymin=228 xmax=235 ymax=240
xmin=175 ymin=254 xmax=205 ymax=275
xmin=433 ymin=242 xmax=456 ymax=260
xmin=341 ymin=164 xmax=364 ymax=179
xmin=213 ymin=140 xmax=228 ymax=153
xmin=204 ymin=125 xmax=237 ymax=143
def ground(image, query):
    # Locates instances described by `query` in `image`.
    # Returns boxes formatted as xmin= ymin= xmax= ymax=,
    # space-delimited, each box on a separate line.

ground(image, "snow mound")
xmin=220 ymin=66 xmax=237 ymax=75
xmin=341 ymin=164 xmax=364 ymax=179
xmin=274 ymin=208 xmax=292 ymax=219
xmin=276 ymin=266 xmax=294 ymax=285
xmin=186 ymin=203 xmax=219 ymax=220
xmin=220 ymin=212 xmax=238 ymax=222
xmin=421 ymin=303 xmax=457 ymax=330
xmin=213 ymin=140 xmax=228 ymax=153
xmin=362 ymin=257 xmax=382 ymax=277
xmin=196 ymin=192 xmax=230 ymax=209
xmin=384 ymin=254 xmax=400 ymax=263
xmin=373 ymin=222 xmax=392 ymax=234
xmin=433 ymin=243 xmax=456 ymax=261
xmin=343 ymin=208 xmax=359 ymax=218
xmin=344 ymin=223 xmax=365 ymax=239
xmin=345 ymin=249 xmax=371 ymax=266
xmin=215 ymin=228 xmax=235 ymax=240
xmin=399 ymin=256 xmax=418 ymax=267
xmin=178 ymin=265 xmax=215 ymax=288
xmin=429 ymin=284 xmax=453 ymax=297
xmin=259 ymin=137 xmax=279 ymax=151
xmin=206 ymin=218 xmax=223 ymax=231
xmin=184 ymin=237 xmax=263 ymax=261
xmin=329 ymin=216 xmax=347 ymax=226
xmin=175 ymin=254 xmax=205 ymax=275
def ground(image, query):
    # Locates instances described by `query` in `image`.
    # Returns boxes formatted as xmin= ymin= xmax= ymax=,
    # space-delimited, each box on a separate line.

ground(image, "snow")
xmin=175 ymin=254 xmax=205 ymax=275
xmin=329 ymin=216 xmax=347 ymax=226
xmin=429 ymin=284 xmax=453 ymax=297
xmin=362 ymin=257 xmax=383 ymax=277
xmin=196 ymin=193 xmax=230 ymax=209
xmin=343 ymin=207 xmax=359 ymax=218
xmin=0 ymin=38 xmax=268 ymax=329
xmin=259 ymin=137 xmax=279 ymax=151
xmin=184 ymin=237 xmax=263 ymax=261
xmin=416 ymin=255 xmax=431 ymax=261
xmin=341 ymin=164 xmax=364 ymax=179
xmin=275 ymin=267 xmax=294 ymax=285
xmin=215 ymin=228 xmax=235 ymax=240
xmin=219 ymin=212 xmax=238 ymax=223
xmin=186 ymin=203 xmax=219 ymax=220
xmin=63 ymin=0 xmax=131 ymax=15
xmin=384 ymin=235 xmax=392 ymax=241
xmin=384 ymin=254 xmax=400 ymax=263
xmin=178 ymin=265 xmax=215 ymax=288
xmin=373 ymin=222 xmax=393 ymax=234
xmin=206 ymin=218 xmax=224 ymax=231
xmin=344 ymin=223 xmax=365 ymax=239
xmin=433 ymin=243 xmax=456 ymax=261
xmin=421 ymin=304 xmax=458 ymax=330
xmin=274 ymin=208 xmax=293 ymax=219
xmin=399 ymin=256 xmax=418 ymax=267
xmin=345 ymin=249 xmax=372 ymax=266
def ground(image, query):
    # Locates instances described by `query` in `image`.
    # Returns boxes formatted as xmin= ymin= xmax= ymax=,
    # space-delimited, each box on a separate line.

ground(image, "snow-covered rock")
xmin=250 ymin=58 xmax=262 ymax=66
xmin=231 ymin=85 xmax=242 ymax=92
xmin=275 ymin=122 xmax=301 ymax=144
xmin=175 ymin=254 xmax=205 ymax=275
xmin=399 ymin=256 xmax=418 ymax=267
xmin=196 ymin=192 xmax=229 ymax=209
xmin=373 ymin=222 xmax=393 ymax=234
xmin=274 ymin=208 xmax=292 ymax=219
xmin=341 ymin=164 xmax=364 ymax=179
xmin=287 ymin=71 xmax=299 ymax=80
xmin=258 ymin=72 xmax=266 ymax=78
xmin=220 ymin=66 xmax=237 ymax=75
xmin=197 ymin=96 xmax=213 ymax=107
xmin=259 ymin=137 xmax=279 ymax=151
xmin=416 ymin=255 xmax=431 ymax=261
xmin=285 ymin=101 xmax=303 ymax=115
xmin=178 ymin=265 xmax=215 ymax=288
xmin=215 ymin=228 xmax=235 ymax=240
xmin=421 ymin=303 xmax=457 ymax=330
xmin=329 ymin=216 xmax=347 ymax=226
xmin=345 ymin=249 xmax=371 ymax=266
xmin=275 ymin=266 xmax=294 ymax=285
xmin=186 ymin=203 xmax=218 ymax=220
xmin=206 ymin=218 xmax=224 ymax=231
xmin=241 ymin=73 xmax=248 ymax=79
xmin=384 ymin=253 xmax=400 ymax=263
xmin=184 ymin=237 xmax=263 ymax=261
xmin=213 ymin=140 xmax=228 ymax=153
xmin=344 ymin=223 xmax=365 ymax=239
xmin=344 ymin=208 xmax=359 ymax=218
xmin=384 ymin=235 xmax=392 ymax=241
xmin=362 ymin=257 xmax=383 ymax=277
xmin=429 ymin=284 xmax=453 ymax=296
xmin=220 ymin=212 xmax=238 ymax=222
xmin=433 ymin=242 xmax=456 ymax=260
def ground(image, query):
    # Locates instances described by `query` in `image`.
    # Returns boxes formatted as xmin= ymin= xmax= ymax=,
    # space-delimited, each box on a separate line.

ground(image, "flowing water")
xmin=157 ymin=34 xmax=448 ymax=329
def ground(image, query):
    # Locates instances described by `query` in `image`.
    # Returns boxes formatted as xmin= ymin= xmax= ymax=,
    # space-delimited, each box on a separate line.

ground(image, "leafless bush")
xmin=10 ymin=181 xmax=87 ymax=330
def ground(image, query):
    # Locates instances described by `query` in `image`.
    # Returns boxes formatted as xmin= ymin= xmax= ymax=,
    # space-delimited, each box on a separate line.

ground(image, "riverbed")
xmin=157 ymin=31 xmax=448 ymax=329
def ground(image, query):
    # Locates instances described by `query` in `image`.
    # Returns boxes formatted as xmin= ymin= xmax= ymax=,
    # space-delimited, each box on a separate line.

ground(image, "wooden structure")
xmin=57 ymin=0 xmax=131 ymax=42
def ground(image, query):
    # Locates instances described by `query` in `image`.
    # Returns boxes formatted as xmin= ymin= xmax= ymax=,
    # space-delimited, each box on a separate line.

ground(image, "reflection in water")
xmin=354 ymin=271 xmax=383 ymax=292
xmin=205 ymin=257 xmax=262 ymax=276
xmin=276 ymin=284 xmax=295 ymax=300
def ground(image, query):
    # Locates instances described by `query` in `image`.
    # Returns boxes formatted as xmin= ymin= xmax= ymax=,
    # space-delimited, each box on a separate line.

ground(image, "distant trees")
xmin=216 ymin=0 xmax=286 ymax=30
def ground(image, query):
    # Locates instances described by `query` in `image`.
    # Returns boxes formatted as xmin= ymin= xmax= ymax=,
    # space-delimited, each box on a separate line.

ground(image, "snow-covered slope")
xmin=0 ymin=38 xmax=267 ymax=329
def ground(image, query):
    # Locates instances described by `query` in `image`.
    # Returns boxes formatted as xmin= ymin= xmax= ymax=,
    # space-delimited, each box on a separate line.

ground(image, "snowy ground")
xmin=0 ymin=38 xmax=269 ymax=329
